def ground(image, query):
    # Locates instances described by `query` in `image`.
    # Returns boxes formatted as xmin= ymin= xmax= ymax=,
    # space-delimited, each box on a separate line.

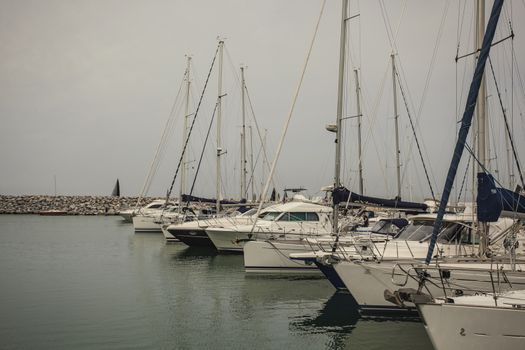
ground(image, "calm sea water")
xmin=0 ymin=215 xmax=432 ymax=349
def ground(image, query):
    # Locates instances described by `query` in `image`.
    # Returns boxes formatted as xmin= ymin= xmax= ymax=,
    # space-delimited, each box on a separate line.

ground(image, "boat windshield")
xmin=395 ymin=220 xmax=470 ymax=242
xmin=240 ymin=209 xmax=257 ymax=217
xmin=395 ymin=221 xmax=433 ymax=241
xmin=259 ymin=212 xmax=281 ymax=221
xmin=371 ymin=221 xmax=402 ymax=235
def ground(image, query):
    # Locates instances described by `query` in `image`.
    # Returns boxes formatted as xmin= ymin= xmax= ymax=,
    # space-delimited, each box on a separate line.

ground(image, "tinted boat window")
xmin=278 ymin=213 xmax=290 ymax=221
xmin=289 ymin=212 xmax=307 ymax=221
xmin=241 ymin=209 xmax=257 ymax=216
xmin=306 ymin=212 xmax=320 ymax=221
xmin=376 ymin=222 xmax=401 ymax=235
xmin=437 ymin=224 xmax=475 ymax=244
xmin=260 ymin=212 xmax=281 ymax=221
xmin=396 ymin=220 xmax=469 ymax=242
xmin=395 ymin=221 xmax=433 ymax=241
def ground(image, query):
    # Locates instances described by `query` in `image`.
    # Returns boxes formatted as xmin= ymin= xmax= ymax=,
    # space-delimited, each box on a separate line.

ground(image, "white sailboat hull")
xmin=419 ymin=302 xmax=525 ymax=350
xmin=334 ymin=259 xmax=525 ymax=311
xmin=243 ymin=240 xmax=321 ymax=274
xmin=132 ymin=215 xmax=163 ymax=232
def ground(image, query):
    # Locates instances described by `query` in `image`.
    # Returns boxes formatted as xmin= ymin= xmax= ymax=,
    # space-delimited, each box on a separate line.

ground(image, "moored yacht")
xmin=417 ymin=289 xmax=525 ymax=350
xmin=164 ymin=208 xmax=263 ymax=247
xmin=325 ymin=211 xmax=520 ymax=312
xmin=206 ymin=201 xmax=333 ymax=253
xmin=388 ymin=263 xmax=525 ymax=350
xmin=119 ymin=199 xmax=173 ymax=223
xmin=132 ymin=205 xmax=186 ymax=232
xmin=243 ymin=217 xmax=408 ymax=274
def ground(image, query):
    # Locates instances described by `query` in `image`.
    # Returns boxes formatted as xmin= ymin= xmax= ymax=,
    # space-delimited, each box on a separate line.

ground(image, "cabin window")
xmin=379 ymin=222 xmax=400 ymax=235
xmin=289 ymin=212 xmax=307 ymax=221
xmin=278 ymin=213 xmax=290 ymax=221
xmin=149 ymin=204 xmax=162 ymax=209
xmin=306 ymin=212 xmax=320 ymax=221
xmin=395 ymin=220 xmax=436 ymax=241
xmin=437 ymin=223 xmax=464 ymax=243
xmin=260 ymin=212 xmax=281 ymax=221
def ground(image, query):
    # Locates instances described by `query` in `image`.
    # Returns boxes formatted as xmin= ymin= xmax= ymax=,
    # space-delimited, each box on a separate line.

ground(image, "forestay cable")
xmin=162 ymin=43 xmax=221 ymax=210
xmin=250 ymin=0 xmax=327 ymax=234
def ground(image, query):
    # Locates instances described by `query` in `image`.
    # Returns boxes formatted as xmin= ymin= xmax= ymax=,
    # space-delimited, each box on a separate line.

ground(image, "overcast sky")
xmin=1 ymin=0 xmax=524 ymax=201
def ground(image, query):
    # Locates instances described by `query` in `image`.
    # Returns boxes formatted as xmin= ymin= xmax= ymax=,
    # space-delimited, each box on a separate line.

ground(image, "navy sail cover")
xmin=181 ymin=194 xmax=246 ymax=205
xmin=332 ymin=187 xmax=428 ymax=212
xmin=477 ymin=172 xmax=525 ymax=222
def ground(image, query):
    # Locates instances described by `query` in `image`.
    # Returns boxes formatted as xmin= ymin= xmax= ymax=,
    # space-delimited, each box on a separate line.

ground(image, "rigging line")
xmin=378 ymin=0 xmax=407 ymax=55
xmin=162 ymin=42 xmax=221 ymax=212
xmin=135 ymin=66 xmax=187 ymax=209
xmin=457 ymin=144 xmax=473 ymax=202
xmin=355 ymin=2 xmax=409 ymax=194
xmin=142 ymin=77 xmax=186 ymax=197
xmin=246 ymin=141 xmax=264 ymax=198
xmin=400 ymin=1 xmax=450 ymax=192
xmin=395 ymin=70 xmax=436 ymax=201
xmin=224 ymin=46 xmax=242 ymax=92
xmin=456 ymin=0 xmax=468 ymax=50
xmin=244 ymin=85 xmax=280 ymax=188
xmin=457 ymin=5 xmax=475 ymax=122
xmin=488 ymin=56 xmax=525 ymax=188
xmin=360 ymin=62 xmax=391 ymax=193
xmin=356 ymin=62 xmax=389 ymax=192
xmin=379 ymin=0 xmax=443 ymax=195
xmin=510 ymin=43 xmax=525 ymax=108
xmin=250 ymin=0 xmax=326 ymax=235
xmin=455 ymin=33 xmax=514 ymax=61
xmin=184 ymin=99 xmax=220 ymax=211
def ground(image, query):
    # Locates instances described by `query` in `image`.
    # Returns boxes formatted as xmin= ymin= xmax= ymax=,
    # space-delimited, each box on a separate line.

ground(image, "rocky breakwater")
xmin=0 ymin=195 xmax=160 ymax=215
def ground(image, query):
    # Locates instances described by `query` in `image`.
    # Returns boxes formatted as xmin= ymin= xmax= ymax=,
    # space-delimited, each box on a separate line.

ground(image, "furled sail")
xmin=332 ymin=187 xmax=428 ymax=212
xmin=477 ymin=172 xmax=525 ymax=221
xmin=181 ymin=194 xmax=246 ymax=205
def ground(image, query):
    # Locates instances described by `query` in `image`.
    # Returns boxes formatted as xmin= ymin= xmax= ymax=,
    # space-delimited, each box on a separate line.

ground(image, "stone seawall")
xmin=0 ymin=195 xmax=162 ymax=215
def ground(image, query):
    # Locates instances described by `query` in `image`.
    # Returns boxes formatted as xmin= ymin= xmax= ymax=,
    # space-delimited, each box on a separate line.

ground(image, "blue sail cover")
xmin=425 ymin=0 xmax=504 ymax=264
xmin=332 ymin=187 xmax=428 ymax=212
xmin=477 ymin=172 xmax=525 ymax=222
xmin=181 ymin=194 xmax=246 ymax=205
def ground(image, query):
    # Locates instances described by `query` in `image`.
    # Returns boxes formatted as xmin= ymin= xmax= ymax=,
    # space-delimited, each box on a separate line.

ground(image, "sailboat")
xmin=242 ymin=0 xmax=430 ymax=275
xmin=385 ymin=2 xmax=525 ymax=348
xmin=111 ymin=179 xmax=120 ymax=197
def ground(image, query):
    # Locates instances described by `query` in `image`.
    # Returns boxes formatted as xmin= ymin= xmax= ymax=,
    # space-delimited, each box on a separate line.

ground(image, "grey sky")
xmin=1 ymin=0 xmax=524 ymax=202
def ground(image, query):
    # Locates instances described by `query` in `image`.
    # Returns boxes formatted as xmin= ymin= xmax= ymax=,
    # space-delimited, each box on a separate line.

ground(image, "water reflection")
xmin=170 ymin=245 xmax=218 ymax=259
xmin=291 ymin=291 xmax=431 ymax=350
xmin=291 ymin=292 xmax=359 ymax=349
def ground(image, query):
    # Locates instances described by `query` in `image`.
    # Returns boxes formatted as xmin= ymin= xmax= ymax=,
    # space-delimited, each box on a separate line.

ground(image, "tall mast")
xmin=261 ymin=129 xmax=267 ymax=200
xmin=475 ymin=0 xmax=489 ymax=255
xmin=179 ymin=55 xmax=191 ymax=208
xmin=476 ymin=0 xmax=488 ymax=172
xmin=505 ymin=131 xmax=513 ymax=188
xmin=216 ymin=40 xmax=225 ymax=214
xmin=333 ymin=0 xmax=348 ymax=235
xmin=240 ymin=66 xmax=247 ymax=200
xmin=391 ymin=53 xmax=401 ymax=199
xmin=249 ymin=125 xmax=255 ymax=201
xmin=354 ymin=68 xmax=363 ymax=194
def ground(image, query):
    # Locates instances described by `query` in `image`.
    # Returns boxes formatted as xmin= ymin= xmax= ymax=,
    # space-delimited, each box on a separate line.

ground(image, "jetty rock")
xmin=0 ymin=195 xmax=163 ymax=215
